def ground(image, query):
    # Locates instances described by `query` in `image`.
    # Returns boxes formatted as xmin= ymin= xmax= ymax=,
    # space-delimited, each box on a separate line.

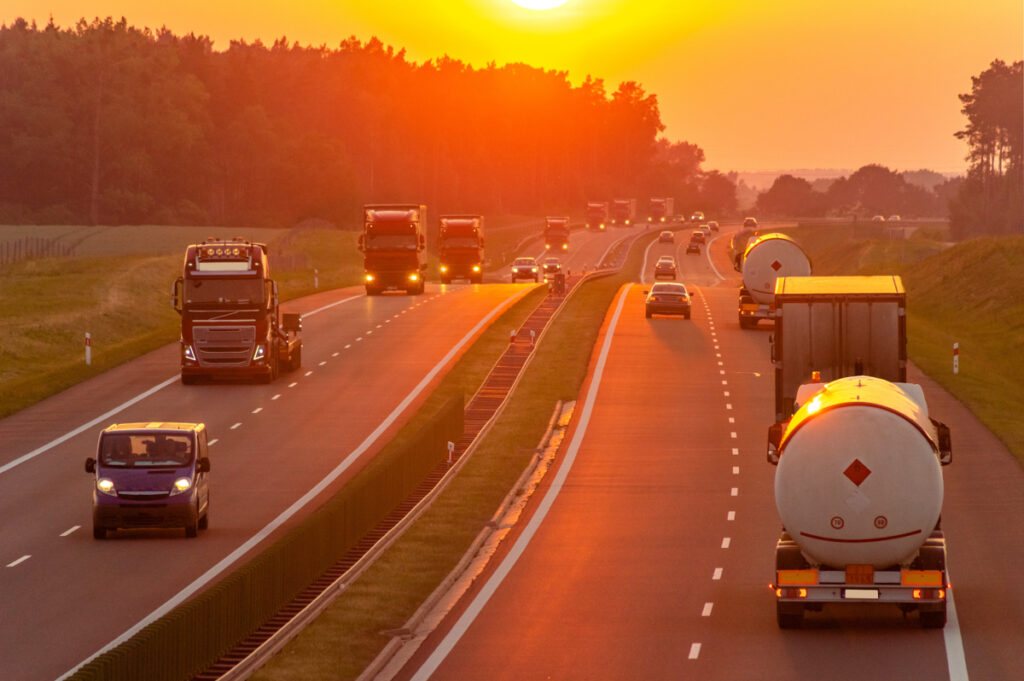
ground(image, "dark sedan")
xmin=653 ymin=256 xmax=677 ymax=280
xmin=644 ymin=282 xmax=692 ymax=319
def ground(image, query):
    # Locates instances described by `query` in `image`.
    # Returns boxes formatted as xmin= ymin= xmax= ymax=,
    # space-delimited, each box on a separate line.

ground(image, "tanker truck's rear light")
xmin=775 ymin=587 xmax=808 ymax=599
xmin=902 ymin=570 xmax=943 ymax=587
xmin=811 ymin=370 xmax=821 ymax=381
xmin=912 ymin=588 xmax=946 ymax=600
xmin=777 ymin=569 xmax=818 ymax=585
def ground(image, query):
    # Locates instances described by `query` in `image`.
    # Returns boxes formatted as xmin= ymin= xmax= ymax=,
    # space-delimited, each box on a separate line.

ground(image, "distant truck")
xmin=609 ymin=198 xmax=636 ymax=226
xmin=766 ymin=276 xmax=952 ymax=629
xmin=585 ymin=202 xmax=609 ymax=231
xmin=737 ymin=233 xmax=811 ymax=329
xmin=438 ymin=214 xmax=484 ymax=284
xmin=172 ymin=238 xmax=302 ymax=384
xmin=647 ymin=197 xmax=675 ymax=224
xmin=544 ymin=216 xmax=571 ymax=252
xmin=359 ymin=204 xmax=427 ymax=295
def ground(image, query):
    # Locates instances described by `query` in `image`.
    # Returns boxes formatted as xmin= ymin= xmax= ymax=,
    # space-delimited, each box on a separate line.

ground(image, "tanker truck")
xmin=437 ymin=214 xmax=484 ymax=284
xmin=737 ymin=233 xmax=811 ymax=329
xmin=585 ymin=202 xmax=609 ymax=231
xmin=766 ymin=275 xmax=952 ymax=629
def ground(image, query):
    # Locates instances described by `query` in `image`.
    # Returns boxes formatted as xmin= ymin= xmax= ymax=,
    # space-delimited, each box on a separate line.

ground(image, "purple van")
xmin=85 ymin=422 xmax=210 ymax=539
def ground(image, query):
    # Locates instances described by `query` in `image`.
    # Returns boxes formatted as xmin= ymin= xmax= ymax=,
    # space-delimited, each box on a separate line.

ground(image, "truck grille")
xmin=193 ymin=325 xmax=256 ymax=367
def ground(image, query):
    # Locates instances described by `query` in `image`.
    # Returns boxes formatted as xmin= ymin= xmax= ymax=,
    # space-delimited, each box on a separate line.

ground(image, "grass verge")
xmin=250 ymin=233 xmax=656 ymax=680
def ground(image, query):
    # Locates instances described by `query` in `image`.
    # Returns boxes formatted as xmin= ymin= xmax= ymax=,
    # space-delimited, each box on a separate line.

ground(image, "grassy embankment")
xmin=783 ymin=223 xmax=1024 ymax=463
xmin=250 ymin=233 xmax=654 ymax=681
xmin=0 ymin=219 xmax=543 ymax=419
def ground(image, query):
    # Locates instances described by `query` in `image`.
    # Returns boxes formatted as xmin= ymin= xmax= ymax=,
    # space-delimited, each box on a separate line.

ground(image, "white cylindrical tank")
xmin=741 ymin=234 xmax=811 ymax=303
xmin=774 ymin=376 xmax=943 ymax=568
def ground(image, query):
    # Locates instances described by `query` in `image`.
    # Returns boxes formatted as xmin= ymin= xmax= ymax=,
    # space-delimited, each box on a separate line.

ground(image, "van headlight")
xmin=97 ymin=478 xmax=116 ymax=496
xmin=170 ymin=477 xmax=192 ymax=495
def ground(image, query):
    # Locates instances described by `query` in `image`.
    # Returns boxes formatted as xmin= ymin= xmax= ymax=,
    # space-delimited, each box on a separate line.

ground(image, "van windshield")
xmin=99 ymin=433 xmax=194 ymax=467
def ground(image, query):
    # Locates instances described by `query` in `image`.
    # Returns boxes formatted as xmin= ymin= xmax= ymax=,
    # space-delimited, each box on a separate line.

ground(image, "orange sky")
xmin=6 ymin=0 xmax=1022 ymax=173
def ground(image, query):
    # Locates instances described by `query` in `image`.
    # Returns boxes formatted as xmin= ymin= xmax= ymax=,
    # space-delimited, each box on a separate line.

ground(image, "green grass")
xmin=778 ymin=223 xmax=1024 ymax=463
xmin=250 ymin=232 xmax=656 ymax=681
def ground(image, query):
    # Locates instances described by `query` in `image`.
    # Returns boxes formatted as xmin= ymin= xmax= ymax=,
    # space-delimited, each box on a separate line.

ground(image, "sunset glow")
xmin=509 ymin=0 xmax=570 ymax=9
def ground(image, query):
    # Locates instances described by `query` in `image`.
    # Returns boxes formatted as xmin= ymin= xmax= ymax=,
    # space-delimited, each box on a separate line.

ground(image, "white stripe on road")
xmin=721 ymin=537 xmax=731 ymax=549
xmin=60 ymin=526 xmax=80 ymax=537
xmin=6 ymin=555 xmax=30 ymax=568
xmin=688 ymin=643 xmax=701 ymax=660
xmin=701 ymin=602 xmax=714 ymax=617
xmin=303 ymin=293 xmax=363 ymax=317
xmin=944 ymin=570 xmax=971 ymax=681
xmin=713 ymin=568 xmax=723 ymax=580
xmin=408 ymin=284 xmax=631 ymax=681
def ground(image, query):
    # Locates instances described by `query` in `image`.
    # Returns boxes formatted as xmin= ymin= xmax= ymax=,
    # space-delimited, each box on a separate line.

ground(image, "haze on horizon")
xmin=6 ymin=0 xmax=1021 ymax=174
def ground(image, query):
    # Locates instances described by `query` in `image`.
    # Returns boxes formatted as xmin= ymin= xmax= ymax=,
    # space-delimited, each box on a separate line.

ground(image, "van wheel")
xmin=185 ymin=504 xmax=199 ymax=538
xmin=198 ymin=509 xmax=209 ymax=531
xmin=93 ymin=525 xmax=106 ymax=540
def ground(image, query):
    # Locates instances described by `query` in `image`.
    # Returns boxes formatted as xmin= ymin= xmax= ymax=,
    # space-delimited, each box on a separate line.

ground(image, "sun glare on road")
xmin=509 ymin=0 xmax=570 ymax=9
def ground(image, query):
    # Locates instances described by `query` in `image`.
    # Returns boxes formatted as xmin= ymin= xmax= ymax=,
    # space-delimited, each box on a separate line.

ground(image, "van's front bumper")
xmin=93 ymin=493 xmax=195 ymax=530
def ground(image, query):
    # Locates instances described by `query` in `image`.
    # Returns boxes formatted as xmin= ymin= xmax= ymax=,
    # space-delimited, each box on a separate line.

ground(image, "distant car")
xmin=511 ymin=257 xmax=540 ymax=282
xmin=872 ymin=215 xmax=886 ymax=222
xmin=653 ymin=255 xmax=677 ymax=280
xmin=686 ymin=237 xmax=701 ymax=255
xmin=690 ymin=211 xmax=705 ymax=223
xmin=542 ymin=258 xmax=562 ymax=278
xmin=699 ymin=224 xmax=711 ymax=238
xmin=644 ymin=282 xmax=692 ymax=319
xmin=708 ymin=220 xmax=719 ymax=232
xmin=743 ymin=217 xmax=759 ymax=229
xmin=691 ymin=229 xmax=706 ymax=244
xmin=659 ymin=230 xmax=674 ymax=243
xmin=888 ymin=215 xmax=902 ymax=222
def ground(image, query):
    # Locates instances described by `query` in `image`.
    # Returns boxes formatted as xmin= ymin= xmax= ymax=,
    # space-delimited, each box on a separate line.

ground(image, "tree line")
xmin=0 ymin=17 xmax=721 ymax=227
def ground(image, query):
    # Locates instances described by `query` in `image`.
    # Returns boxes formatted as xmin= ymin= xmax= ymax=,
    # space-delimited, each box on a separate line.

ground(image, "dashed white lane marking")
xmin=272 ymin=394 xmax=281 ymax=401
xmin=356 ymin=337 xmax=363 ymax=342
xmin=717 ymin=361 xmax=723 ymax=366
xmin=332 ymin=352 xmax=339 ymax=357
xmin=304 ymin=371 xmax=313 ymax=377
xmin=251 ymin=408 xmax=262 ymax=414
xmin=61 ymin=526 xmax=80 ymax=537
xmin=721 ymin=380 xmax=728 ymax=385
xmin=731 ymin=487 xmax=739 ymax=496
xmin=366 ymin=330 xmax=373 ymax=335
xmin=7 ymin=555 xmax=30 ymax=568
xmin=730 ymin=432 xmax=737 ymax=439
xmin=724 ymin=391 xmax=731 ymax=397
xmin=713 ymin=568 xmax=723 ymax=580
xmin=345 ymin=344 xmax=352 ymax=349
xmin=288 ymin=382 xmax=298 ymax=388
xmin=716 ymin=353 xmax=721 ymax=358
xmin=728 ymin=417 xmax=735 ymax=424
xmin=702 ymin=603 xmax=714 ymax=617
xmin=732 ymin=466 xmax=739 ymax=475
xmin=208 ymin=439 xmax=219 ymax=446
xmin=376 ymin=324 xmax=383 ymax=329
xmin=726 ymin=403 xmax=733 ymax=410
xmin=384 ymin=319 xmax=391 ymax=323
xmin=319 ymin=361 xmax=327 ymax=366
xmin=721 ymin=537 xmax=731 ymax=549
xmin=688 ymin=643 xmax=702 ymax=660
xmin=727 ymin=511 xmax=736 ymax=521
xmin=719 ymin=369 xmax=725 ymax=375
xmin=731 ymin=448 xmax=739 ymax=455
xmin=230 ymin=423 xmax=241 ymax=430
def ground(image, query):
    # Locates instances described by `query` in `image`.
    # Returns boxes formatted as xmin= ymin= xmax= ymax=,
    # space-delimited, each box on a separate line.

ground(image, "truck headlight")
xmin=545 ymin=244 xmax=551 ymax=249
xmin=472 ymin=265 xmax=480 ymax=272
xmin=440 ymin=265 xmax=448 ymax=273
xmin=409 ymin=273 xmax=419 ymax=281
xmin=183 ymin=344 xmax=197 ymax=362
xmin=170 ymin=477 xmax=192 ymax=495
xmin=531 ymin=267 xmax=538 ymax=273
xmin=97 ymin=478 xmax=116 ymax=496
xmin=365 ymin=274 xmax=375 ymax=282
xmin=562 ymin=243 xmax=568 ymax=250
xmin=253 ymin=344 xmax=266 ymax=361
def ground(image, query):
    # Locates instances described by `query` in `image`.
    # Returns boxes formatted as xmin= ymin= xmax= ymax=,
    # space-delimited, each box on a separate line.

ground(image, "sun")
xmin=509 ymin=0 xmax=569 ymax=9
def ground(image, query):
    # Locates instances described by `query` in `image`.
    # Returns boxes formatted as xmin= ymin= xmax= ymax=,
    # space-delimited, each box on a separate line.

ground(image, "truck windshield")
xmin=100 ymin=433 xmax=194 ymax=468
xmin=439 ymin=236 xmax=479 ymax=248
xmin=365 ymin=233 xmax=418 ymax=250
xmin=184 ymin=277 xmax=264 ymax=305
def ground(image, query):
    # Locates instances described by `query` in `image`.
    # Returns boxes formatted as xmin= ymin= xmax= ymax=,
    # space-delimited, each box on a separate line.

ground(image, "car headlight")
xmin=183 ymin=344 xmax=197 ymax=362
xmin=170 ymin=477 xmax=192 ymax=495
xmin=365 ymin=274 xmax=375 ymax=282
xmin=97 ymin=478 xmax=116 ymax=496
xmin=253 ymin=344 xmax=265 ymax=361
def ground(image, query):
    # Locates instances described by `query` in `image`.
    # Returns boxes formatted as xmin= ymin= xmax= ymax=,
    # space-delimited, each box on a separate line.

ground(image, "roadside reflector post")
xmin=530 ymin=329 xmax=536 ymax=349
xmin=85 ymin=332 xmax=92 ymax=366
xmin=509 ymin=328 xmax=516 ymax=344
xmin=447 ymin=440 xmax=455 ymax=466
xmin=953 ymin=342 xmax=959 ymax=375
xmin=314 ymin=268 xmax=319 ymax=289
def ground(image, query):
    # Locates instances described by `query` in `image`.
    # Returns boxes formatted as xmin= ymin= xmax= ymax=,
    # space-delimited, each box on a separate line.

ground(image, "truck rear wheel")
xmin=289 ymin=347 xmax=302 ymax=371
xmin=777 ymin=603 xmax=804 ymax=629
xmin=920 ymin=606 xmax=946 ymax=629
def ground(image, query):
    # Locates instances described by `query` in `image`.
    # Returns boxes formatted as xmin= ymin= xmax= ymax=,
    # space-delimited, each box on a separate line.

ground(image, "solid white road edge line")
xmin=944 ymin=569 xmax=970 ymax=681
xmin=57 ymin=284 xmax=533 ymax=681
xmin=303 ymin=293 xmax=363 ymax=317
xmin=705 ymin=233 xmax=726 ymax=281
xmin=408 ymin=284 xmax=631 ymax=681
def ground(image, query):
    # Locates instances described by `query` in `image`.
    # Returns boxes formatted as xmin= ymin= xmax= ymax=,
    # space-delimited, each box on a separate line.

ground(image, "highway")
xmin=392 ymin=224 xmax=1024 ymax=681
xmin=0 ymin=224 xmax=627 ymax=681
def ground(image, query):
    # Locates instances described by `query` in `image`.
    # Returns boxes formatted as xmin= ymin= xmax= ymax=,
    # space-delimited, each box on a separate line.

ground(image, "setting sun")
xmin=509 ymin=0 xmax=569 ymax=9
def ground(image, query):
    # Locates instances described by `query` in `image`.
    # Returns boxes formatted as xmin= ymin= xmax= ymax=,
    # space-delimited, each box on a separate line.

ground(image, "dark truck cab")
xmin=172 ymin=238 xmax=301 ymax=384
xmin=360 ymin=204 xmax=427 ymax=295
xmin=438 ymin=214 xmax=484 ymax=284
xmin=544 ymin=216 xmax=571 ymax=252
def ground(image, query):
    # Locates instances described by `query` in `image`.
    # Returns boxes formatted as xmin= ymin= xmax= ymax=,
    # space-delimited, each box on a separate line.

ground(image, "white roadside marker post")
xmin=85 ymin=332 xmax=92 ymax=366
xmin=953 ymin=342 xmax=959 ymax=375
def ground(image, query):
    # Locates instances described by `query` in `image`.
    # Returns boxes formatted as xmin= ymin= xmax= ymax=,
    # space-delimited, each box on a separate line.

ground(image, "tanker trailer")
xmin=738 ymin=234 xmax=811 ymax=328
xmin=767 ymin=375 xmax=953 ymax=629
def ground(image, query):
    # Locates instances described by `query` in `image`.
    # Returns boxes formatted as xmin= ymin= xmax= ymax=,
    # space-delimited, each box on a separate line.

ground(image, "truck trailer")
xmin=585 ymin=202 xmax=609 ymax=231
xmin=544 ymin=216 xmax=571 ymax=252
xmin=610 ymin=198 xmax=636 ymax=226
xmin=360 ymin=204 xmax=428 ymax=295
xmin=737 ymin=233 xmax=812 ymax=329
xmin=647 ymin=197 xmax=675 ymax=224
xmin=172 ymin=238 xmax=302 ymax=384
xmin=766 ymin=275 xmax=952 ymax=629
xmin=438 ymin=214 xmax=484 ymax=284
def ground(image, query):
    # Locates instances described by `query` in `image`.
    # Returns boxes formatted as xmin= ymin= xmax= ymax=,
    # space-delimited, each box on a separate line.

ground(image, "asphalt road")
xmin=0 ymin=225 xmax=627 ymax=681
xmin=394 ymin=223 xmax=1024 ymax=681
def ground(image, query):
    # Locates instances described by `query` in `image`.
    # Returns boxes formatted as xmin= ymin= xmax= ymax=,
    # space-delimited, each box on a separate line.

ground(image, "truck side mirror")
xmin=419 ymin=234 xmax=426 ymax=250
xmin=933 ymin=419 xmax=952 ymax=465
xmin=85 ymin=457 xmax=96 ymax=473
xmin=357 ymin=234 xmax=364 ymax=252
xmin=197 ymin=457 xmax=211 ymax=473
xmin=172 ymin=278 xmax=183 ymax=313
xmin=479 ymin=237 xmax=485 ymax=247
xmin=767 ymin=423 xmax=784 ymax=465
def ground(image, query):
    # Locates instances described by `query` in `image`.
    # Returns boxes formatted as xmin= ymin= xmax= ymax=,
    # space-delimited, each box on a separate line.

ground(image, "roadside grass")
xmin=779 ymin=223 xmax=1024 ymax=463
xmin=250 ymin=233 xmax=656 ymax=681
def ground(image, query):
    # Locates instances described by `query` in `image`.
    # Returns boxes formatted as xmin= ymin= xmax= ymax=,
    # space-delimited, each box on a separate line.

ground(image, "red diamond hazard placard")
xmin=844 ymin=459 xmax=871 ymax=486
xmin=771 ymin=260 xmax=782 ymax=271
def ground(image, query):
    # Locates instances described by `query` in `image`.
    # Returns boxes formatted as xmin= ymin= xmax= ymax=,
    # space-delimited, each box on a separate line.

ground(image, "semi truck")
xmin=610 ymin=198 xmax=636 ymax=226
xmin=737 ymin=233 xmax=812 ymax=329
xmin=585 ymin=202 xmax=609 ymax=231
xmin=172 ymin=238 xmax=302 ymax=384
xmin=766 ymin=276 xmax=952 ymax=629
xmin=544 ymin=216 xmax=571 ymax=252
xmin=437 ymin=214 xmax=484 ymax=284
xmin=647 ymin=197 xmax=674 ymax=224
xmin=359 ymin=204 xmax=427 ymax=295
